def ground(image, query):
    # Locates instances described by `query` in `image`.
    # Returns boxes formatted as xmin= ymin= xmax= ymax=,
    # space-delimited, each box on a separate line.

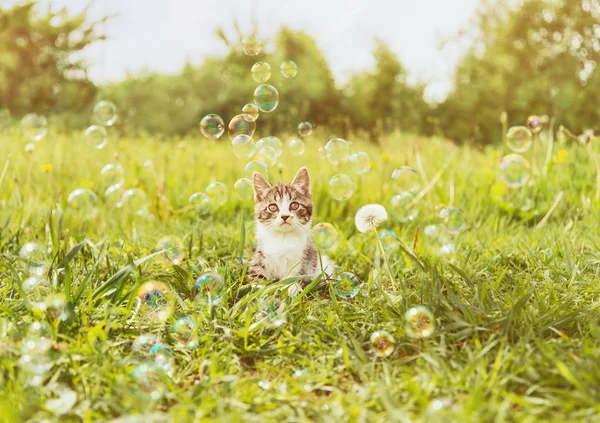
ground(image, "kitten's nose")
xmin=281 ymin=215 xmax=291 ymax=222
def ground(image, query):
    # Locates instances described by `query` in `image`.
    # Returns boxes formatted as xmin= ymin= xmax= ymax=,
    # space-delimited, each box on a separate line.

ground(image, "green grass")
xmin=1 ymin=126 xmax=600 ymax=422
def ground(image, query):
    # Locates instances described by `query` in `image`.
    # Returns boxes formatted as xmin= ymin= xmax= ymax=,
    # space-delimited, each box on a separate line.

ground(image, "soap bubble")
xmin=19 ymin=242 xmax=48 ymax=268
xmin=378 ymin=229 xmax=399 ymax=254
xmin=349 ymin=152 xmax=372 ymax=174
xmin=251 ymin=61 xmax=271 ymax=83
xmin=200 ymin=114 xmax=225 ymax=139
xmin=84 ymin=125 xmax=108 ymax=149
xmin=526 ymin=115 xmax=542 ymax=134
xmin=245 ymin=160 xmax=268 ymax=178
xmin=500 ymin=154 xmax=530 ymax=188
xmin=205 ymin=182 xmax=228 ymax=207
xmin=92 ymin=100 xmax=117 ymax=126
xmin=255 ymin=137 xmax=278 ymax=152
xmin=131 ymin=363 xmax=167 ymax=400
xmin=171 ymin=317 xmax=200 ymax=349
xmin=324 ymin=138 xmax=350 ymax=165
xmin=253 ymin=84 xmax=279 ymax=113
xmin=334 ymin=272 xmax=360 ymax=299
xmin=280 ymin=60 xmax=298 ymax=78
xmin=67 ymin=188 xmax=98 ymax=219
xmin=189 ymin=192 xmax=210 ymax=215
xmin=390 ymin=192 xmax=419 ymax=223
xmin=242 ymin=104 xmax=259 ymax=122
xmin=258 ymin=299 xmax=285 ymax=327
xmin=194 ymin=272 xmax=224 ymax=304
xmin=22 ymin=276 xmax=53 ymax=313
xmin=391 ymin=167 xmax=420 ymax=193
xmin=268 ymin=136 xmax=283 ymax=156
xmin=104 ymin=185 xmax=124 ymax=207
xmin=506 ymin=126 xmax=533 ymax=153
xmin=234 ymin=178 xmax=254 ymax=200
xmin=328 ymin=174 xmax=355 ymax=201
xmin=100 ymin=163 xmax=124 ymax=187
xmin=257 ymin=146 xmax=278 ymax=166
xmin=121 ymin=188 xmax=148 ymax=215
xmin=370 ymin=330 xmax=395 ymax=357
xmin=137 ymin=281 xmax=172 ymax=322
xmin=286 ymin=138 xmax=305 ymax=156
xmin=232 ymin=134 xmax=255 ymax=159
xmin=242 ymin=35 xmax=262 ymax=56
xmin=312 ymin=223 xmax=339 ymax=252
xmin=21 ymin=113 xmax=47 ymax=141
xmin=441 ymin=207 xmax=466 ymax=235
xmin=297 ymin=121 xmax=312 ymax=137
xmin=228 ymin=114 xmax=256 ymax=140
xmin=405 ymin=306 xmax=435 ymax=338
xmin=149 ymin=345 xmax=174 ymax=372
xmin=156 ymin=236 xmax=184 ymax=264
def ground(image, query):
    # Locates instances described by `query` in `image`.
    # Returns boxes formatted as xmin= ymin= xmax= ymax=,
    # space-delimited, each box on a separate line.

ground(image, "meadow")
xmin=1 ymin=122 xmax=600 ymax=423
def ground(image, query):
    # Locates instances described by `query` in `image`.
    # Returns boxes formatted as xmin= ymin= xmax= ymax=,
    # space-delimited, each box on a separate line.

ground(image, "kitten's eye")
xmin=289 ymin=202 xmax=300 ymax=211
xmin=268 ymin=204 xmax=278 ymax=212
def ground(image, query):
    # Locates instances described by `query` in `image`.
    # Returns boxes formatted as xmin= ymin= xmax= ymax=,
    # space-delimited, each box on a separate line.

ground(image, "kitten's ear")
xmin=253 ymin=172 xmax=271 ymax=202
xmin=291 ymin=167 xmax=311 ymax=198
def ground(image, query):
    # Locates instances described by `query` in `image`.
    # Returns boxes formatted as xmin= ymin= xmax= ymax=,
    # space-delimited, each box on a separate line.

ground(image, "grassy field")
xmin=1 ymin=125 xmax=600 ymax=422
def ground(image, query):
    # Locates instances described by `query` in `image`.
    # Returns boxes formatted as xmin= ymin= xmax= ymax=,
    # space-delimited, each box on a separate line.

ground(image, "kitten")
xmin=248 ymin=167 xmax=333 ymax=292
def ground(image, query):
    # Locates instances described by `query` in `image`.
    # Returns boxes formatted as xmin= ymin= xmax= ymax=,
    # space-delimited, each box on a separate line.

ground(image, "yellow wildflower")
xmin=41 ymin=164 xmax=53 ymax=173
xmin=557 ymin=150 xmax=568 ymax=163
xmin=381 ymin=153 xmax=392 ymax=162
xmin=491 ymin=151 xmax=500 ymax=159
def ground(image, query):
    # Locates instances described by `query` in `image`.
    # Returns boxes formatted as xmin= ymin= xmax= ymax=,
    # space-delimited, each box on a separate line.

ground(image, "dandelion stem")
xmin=374 ymin=230 xmax=399 ymax=292
xmin=0 ymin=156 xmax=10 ymax=192
xmin=542 ymin=117 xmax=555 ymax=178
xmin=411 ymin=164 xmax=447 ymax=206
xmin=536 ymin=191 xmax=563 ymax=229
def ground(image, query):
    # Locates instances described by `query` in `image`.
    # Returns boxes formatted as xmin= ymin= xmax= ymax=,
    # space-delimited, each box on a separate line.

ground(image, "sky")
xmin=22 ymin=0 xmax=481 ymax=102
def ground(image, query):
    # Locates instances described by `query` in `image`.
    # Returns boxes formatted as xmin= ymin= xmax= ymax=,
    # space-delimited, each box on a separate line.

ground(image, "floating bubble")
xmin=194 ymin=272 xmax=224 ymax=304
xmin=268 ymin=136 xmax=283 ymax=156
xmin=280 ymin=60 xmax=298 ymax=78
xmin=328 ymin=174 xmax=355 ymax=201
xmin=245 ymin=160 xmax=268 ymax=178
xmin=349 ymin=152 xmax=372 ymax=174
xmin=67 ymin=188 xmax=98 ymax=219
xmin=506 ymin=126 xmax=533 ymax=153
xmin=500 ymin=154 xmax=530 ymax=188
xmin=312 ymin=223 xmax=339 ymax=252
xmin=149 ymin=345 xmax=174 ymax=372
xmin=234 ymin=178 xmax=254 ymax=200
xmin=231 ymin=134 xmax=255 ymax=159
xmin=526 ymin=115 xmax=542 ymax=134
xmin=297 ymin=121 xmax=312 ymax=137
xmin=19 ymin=242 xmax=48 ymax=267
xmin=121 ymin=188 xmax=148 ymax=215
xmin=242 ymin=104 xmax=259 ymax=122
xmin=84 ymin=125 xmax=108 ymax=149
xmin=100 ymin=163 xmax=124 ymax=187
xmin=131 ymin=363 xmax=167 ymax=401
xmin=390 ymin=192 xmax=419 ymax=223
xmin=137 ymin=281 xmax=172 ymax=322
xmin=286 ymin=138 xmax=305 ymax=156
xmin=205 ymin=182 xmax=228 ymax=207
xmin=200 ymin=114 xmax=225 ymax=139
xmin=258 ymin=299 xmax=285 ymax=327
xmin=370 ymin=330 xmax=395 ymax=357
xmin=132 ymin=333 xmax=161 ymax=355
xmin=253 ymin=84 xmax=279 ymax=113
xmin=257 ymin=146 xmax=278 ymax=166
xmin=405 ymin=306 xmax=435 ymax=338
xmin=441 ymin=207 xmax=466 ymax=235
xmin=22 ymin=277 xmax=53 ymax=313
xmin=424 ymin=224 xmax=445 ymax=241
xmin=437 ymin=243 xmax=456 ymax=258
xmin=251 ymin=61 xmax=271 ymax=83
xmin=171 ymin=317 xmax=200 ymax=349
xmin=334 ymin=272 xmax=360 ymax=299
xmin=324 ymin=138 xmax=350 ymax=165
xmin=391 ymin=167 xmax=420 ymax=193
xmin=189 ymin=192 xmax=210 ymax=215
xmin=255 ymin=137 xmax=278 ymax=152
xmin=378 ymin=229 xmax=399 ymax=253
xmin=21 ymin=113 xmax=47 ymax=141
xmin=104 ymin=185 xmax=124 ymax=207
xmin=92 ymin=100 xmax=117 ymax=126
xmin=19 ymin=344 xmax=53 ymax=386
xmin=156 ymin=236 xmax=184 ymax=265
xmin=228 ymin=114 xmax=256 ymax=140
xmin=242 ymin=35 xmax=262 ymax=56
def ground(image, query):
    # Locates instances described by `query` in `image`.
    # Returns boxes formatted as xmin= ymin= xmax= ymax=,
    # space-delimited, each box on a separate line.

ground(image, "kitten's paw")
xmin=287 ymin=282 xmax=302 ymax=297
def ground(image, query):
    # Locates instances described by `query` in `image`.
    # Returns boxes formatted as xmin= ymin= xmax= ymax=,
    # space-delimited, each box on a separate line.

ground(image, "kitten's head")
xmin=253 ymin=167 xmax=313 ymax=233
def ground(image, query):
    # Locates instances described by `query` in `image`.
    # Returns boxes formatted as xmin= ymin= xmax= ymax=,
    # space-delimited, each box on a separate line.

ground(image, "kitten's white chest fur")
xmin=255 ymin=222 xmax=309 ymax=280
